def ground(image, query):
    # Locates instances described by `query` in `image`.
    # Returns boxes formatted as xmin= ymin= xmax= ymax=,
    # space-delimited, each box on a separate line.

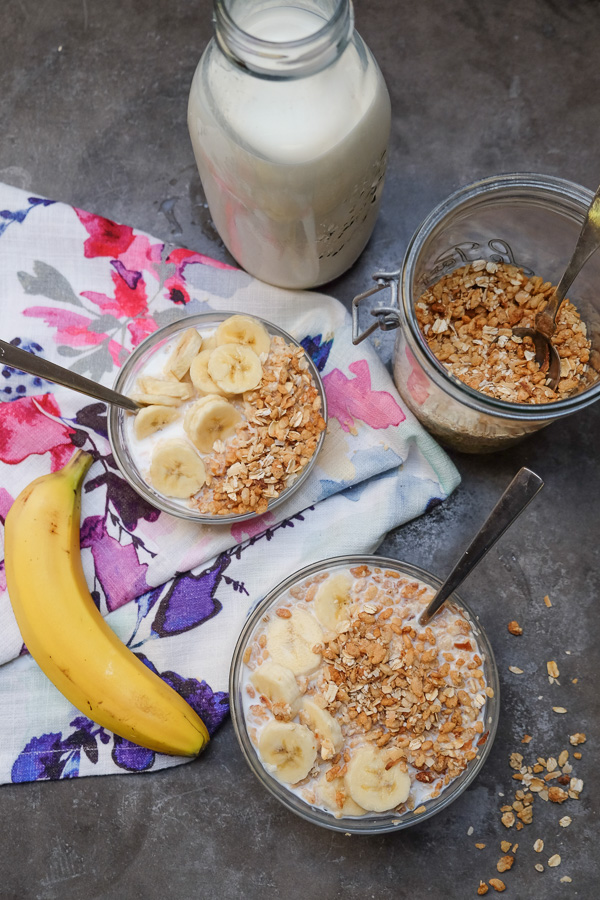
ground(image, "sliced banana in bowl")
xmin=229 ymin=555 xmax=500 ymax=834
xmin=107 ymin=311 xmax=328 ymax=523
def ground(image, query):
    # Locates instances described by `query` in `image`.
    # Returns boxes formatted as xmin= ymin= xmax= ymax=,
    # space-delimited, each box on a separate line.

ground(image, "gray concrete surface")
xmin=0 ymin=0 xmax=598 ymax=897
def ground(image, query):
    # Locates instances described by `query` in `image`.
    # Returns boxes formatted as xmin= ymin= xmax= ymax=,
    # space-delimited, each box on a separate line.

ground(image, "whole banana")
xmin=4 ymin=450 xmax=209 ymax=757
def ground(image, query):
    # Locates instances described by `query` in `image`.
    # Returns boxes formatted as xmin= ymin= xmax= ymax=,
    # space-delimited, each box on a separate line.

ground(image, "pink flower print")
xmin=23 ymin=306 xmax=107 ymax=348
xmin=163 ymin=247 xmax=236 ymax=305
xmin=164 ymin=273 xmax=191 ymax=306
xmin=82 ymin=266 xmax=149 ymax=320
xmin=230 ymin=511 xmax=276 ymax=545
xmin=0 ymin=488 xmax=14 ymax=520
xmin=118 ymin=234 xmax=164 ymax=283
xmin=0 ymin=394 xmax=75 ymax=470
xmin=166 ymin=247 xmax=235 ymax=275
xmin=127 ymin=316 xmax=158 ymax=348
xmin=323 ymin=360 xmax=406 ymax=433
xmin=405 ymin=346 xmax=430 ymax=406
xmin=74 ymin=208 xmax=135 ymax=258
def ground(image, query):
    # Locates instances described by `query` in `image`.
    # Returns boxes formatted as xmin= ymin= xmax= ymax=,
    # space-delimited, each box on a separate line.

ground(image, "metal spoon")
xmin=418 ymin=467 xmax=543 ymax=627
xmin=0 ymin=339 xmax=140 ymax=412
xmin=512 ymin=183 xmax=600 ymax=391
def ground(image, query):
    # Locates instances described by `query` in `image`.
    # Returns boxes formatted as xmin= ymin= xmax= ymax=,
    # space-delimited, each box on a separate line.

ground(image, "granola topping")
xmin=415 ymin=261 xmax=594 ymax=405
xmin=126 ymin=321 xmax=326 ymax=516
xmin=242 ymin=564 xmax=491 ymax=819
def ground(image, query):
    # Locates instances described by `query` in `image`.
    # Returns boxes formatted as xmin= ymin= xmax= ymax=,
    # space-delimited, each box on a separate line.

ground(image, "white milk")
xmin=188 ymin=4 xmax=391 ymax=289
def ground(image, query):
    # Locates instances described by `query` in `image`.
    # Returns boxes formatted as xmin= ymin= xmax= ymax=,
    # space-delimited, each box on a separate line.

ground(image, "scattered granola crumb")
xmin=569 ymin=733 xmax=586 ymax=745
xmin=508 ymin=620 xmax=523 ymax=635
xmin=559 ymin=816 xmax=572 ymax=827
xmin=560 ymin=876 xmax=572 ymax=883
xmin=509 ymin=666 xmax=524 ymax=675
xmin=535 ymin=863 xmax=544 ymax=872
xmin=477 ymin=882 xmax=489 ymax=896
xmin=468 ymin=825 xmax=474 ymax=836
xmin=501 ymin=811 xmax=516 ymax=828
xmin=547 ymin=660 xmax=560 ymax=678
xmin=475 ymin=843 xmax=486 ymax=850
xmin=496 ymin=855 xmax=514 ymax=873
xmin=414 ymin=805 xmax=426 ymax=815
xmin=488 ymin=878 xmax=506 ymax=892
xmin=534 ymin=839 xmax=544 ymax=852
xmin=573 ymin=751 xmax=582 ymax=760
xmin=548 ymin=854 xmax=561 ymax=867
xmin=552 ymin=707 xmax=568 ymax=714
xmin=543 ymin=595 xmax=552 ymax=608
xmin=500 ymin=840 xmax=512 ymax=853
xmin=521 ymin=734 xmax=532 ymax=744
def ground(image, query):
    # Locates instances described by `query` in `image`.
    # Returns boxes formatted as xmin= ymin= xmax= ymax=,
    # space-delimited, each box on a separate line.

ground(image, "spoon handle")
xmin=418 ymin=467 xmax=544 ymax=626
xmin=537 ymin=183 xmax=600 ymax=334
xmin=0 ymin=340 xmax=140 ymax=413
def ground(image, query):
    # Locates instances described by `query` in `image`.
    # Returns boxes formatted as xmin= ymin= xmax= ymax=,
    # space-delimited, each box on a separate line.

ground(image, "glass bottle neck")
xmin=213 ymin=0 xmax=354 ymax=79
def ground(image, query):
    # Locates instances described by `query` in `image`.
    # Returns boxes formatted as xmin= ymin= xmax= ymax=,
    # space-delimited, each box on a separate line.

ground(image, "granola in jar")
xmin=415 ymin=261 xmax=592 ymax=404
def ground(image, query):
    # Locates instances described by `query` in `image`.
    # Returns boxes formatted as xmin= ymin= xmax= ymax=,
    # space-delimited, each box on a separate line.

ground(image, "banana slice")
xmin=165 ymin=328 xmax=203 ymax=380
xmin=299 ymin=696 xmax=342 ymax=753
xmin=208 ymin=343 xmax=263 ymax=394
xmin=345 ymin=747 xmax=411 ymax=812
xmin=316 ymin=775 xmax=367 ymax=818
xmin=132 ymin=376 xmax=194 ymax=407
xmin=215 ymin=314 xmax=271 ymax=357
xmin=313 ymin=573 xmax=354 ymax=631
xmin=266 ymin=609 xmax=323 ymax=676
xmin=258 ymin=720 xmax=317 ymax=784
xmin=189 ymin=348 xmax=229 ymax=396
xmin=148 ymin=439 xmax=206 ymax=499
xmin=183 ymin=396 xmax=242 ymax=453
xmin=134 ymin=405 xmax=180 ymax=440
xmin=250 ymin=661 xmax=302 ymax=712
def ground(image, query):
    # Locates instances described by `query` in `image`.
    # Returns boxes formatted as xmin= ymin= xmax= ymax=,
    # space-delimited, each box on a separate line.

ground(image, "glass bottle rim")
xmin=400 ymin=172 xmax=600 ymax=422
xmin=212 ymin=0 xmax=354 ymax=79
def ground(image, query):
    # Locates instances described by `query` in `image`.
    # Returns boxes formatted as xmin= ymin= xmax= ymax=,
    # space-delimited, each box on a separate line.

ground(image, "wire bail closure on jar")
xmin=351 ymin=270 xmax=402 ymax=344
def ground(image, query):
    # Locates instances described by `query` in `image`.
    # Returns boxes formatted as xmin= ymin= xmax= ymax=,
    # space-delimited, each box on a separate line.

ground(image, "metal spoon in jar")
xmin=0 ymin=339 xmax=140 ymax=412
xmin=512 ymin=183 xmax=600 ymax=392
xmin=418 ymin=467 xmax=543 ymax=627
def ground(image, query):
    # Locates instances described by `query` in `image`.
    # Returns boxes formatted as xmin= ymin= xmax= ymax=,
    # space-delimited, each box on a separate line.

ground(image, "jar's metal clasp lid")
xmin=351 ymin=269 xmax=402 ymax=345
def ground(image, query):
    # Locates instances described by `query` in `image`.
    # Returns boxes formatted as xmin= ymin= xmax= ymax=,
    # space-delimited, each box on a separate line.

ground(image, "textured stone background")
xmin=0 ymin=0 xmax=597 ymax=897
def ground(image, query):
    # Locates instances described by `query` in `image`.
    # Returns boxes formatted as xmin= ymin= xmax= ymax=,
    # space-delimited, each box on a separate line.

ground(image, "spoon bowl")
xmin=512 ymin=183 xmax=600 ymax=391
xmin=0 ymin=340 xmax=140 ymax=412
xmin=419 ymin=467 xmax=544 ymax=626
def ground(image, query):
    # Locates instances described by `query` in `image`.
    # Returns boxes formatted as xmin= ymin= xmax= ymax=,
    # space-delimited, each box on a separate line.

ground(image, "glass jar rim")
xmin=400 ymin=172 xmax=600 ymax=421
xmin=212 ymin=0 xmax=354 ymax=79
xmin=229 ymin=554 xmax=500 ymax=834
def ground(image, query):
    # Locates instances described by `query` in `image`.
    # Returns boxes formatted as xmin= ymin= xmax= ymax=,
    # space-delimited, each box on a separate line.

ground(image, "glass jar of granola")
xmin=352 ymin=174 xmax=600 ymax=452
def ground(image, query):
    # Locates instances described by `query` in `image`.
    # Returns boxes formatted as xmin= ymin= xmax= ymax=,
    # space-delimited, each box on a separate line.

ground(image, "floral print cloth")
xmin=0 ymin=182 xmax=460 ymax=783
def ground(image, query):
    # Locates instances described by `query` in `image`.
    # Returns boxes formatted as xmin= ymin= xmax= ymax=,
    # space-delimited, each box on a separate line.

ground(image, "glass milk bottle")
xmin=187 ymin=0 xmax=391 ymax=289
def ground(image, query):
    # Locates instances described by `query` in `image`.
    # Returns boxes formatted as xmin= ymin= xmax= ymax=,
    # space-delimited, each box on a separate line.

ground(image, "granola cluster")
xmin=308 ymin=567 xmax=489 ymax=793
xmin=415 ymin=260 xmax=594 ymax=404
xmin=193 ymin=337 xmax=326 ymax=516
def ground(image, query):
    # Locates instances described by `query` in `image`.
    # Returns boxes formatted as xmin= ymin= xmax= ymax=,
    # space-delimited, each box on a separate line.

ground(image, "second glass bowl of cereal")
xmin=108 ymin=312 xmax=327 ymax=523
xmin=352 ymin=173 xmax=600 ymax=452
xmin=230 ymin=555 xmax=499 ymax=834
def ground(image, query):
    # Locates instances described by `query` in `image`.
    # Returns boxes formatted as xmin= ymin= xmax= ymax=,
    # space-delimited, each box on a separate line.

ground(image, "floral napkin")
xmin=0 ymin=181 xmax=460 ymax=784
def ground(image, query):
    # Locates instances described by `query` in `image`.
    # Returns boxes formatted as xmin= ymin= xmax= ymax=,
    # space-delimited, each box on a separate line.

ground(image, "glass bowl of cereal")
xmin=229 ymin=556 xmax=499 ymax=834
xmin=107 ymin=312 xmax=327 ymax=522
xmin=352 ymin=173 xmax=600 ymax=452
